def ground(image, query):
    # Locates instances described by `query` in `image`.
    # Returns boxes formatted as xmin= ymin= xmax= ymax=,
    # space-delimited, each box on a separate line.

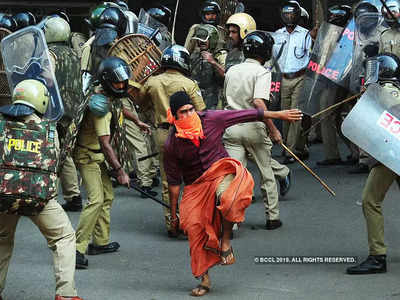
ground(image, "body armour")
xmin=190 ymin=51 xmax=223 ymax=109
xmin=225 ymin=47 xmax=244 ymax=73
xmin=0 ymin=117 xmax=58 ymax=215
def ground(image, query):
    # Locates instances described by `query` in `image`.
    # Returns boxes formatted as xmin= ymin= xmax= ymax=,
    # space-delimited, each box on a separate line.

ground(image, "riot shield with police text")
xmin=298 ymin=22 xmax=343 ymax=115
xmin=322 ymin=18 xmax=355 ymax=88
xmin=0 ymin=28 xmax=11 ymax=107
xmin=342 ymin=83 xmax=400 ymax=175
xmin=0 ymin=26 xmax=64 ymax=120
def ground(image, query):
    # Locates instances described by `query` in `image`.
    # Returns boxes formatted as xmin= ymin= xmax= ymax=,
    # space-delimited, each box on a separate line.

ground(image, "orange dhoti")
xmin=179 ymin=157 xmax=254 ymax=278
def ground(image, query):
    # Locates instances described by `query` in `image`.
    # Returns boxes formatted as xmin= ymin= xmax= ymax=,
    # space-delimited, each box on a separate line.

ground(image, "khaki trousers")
xmin=0 ymin=199 xmax=78 ymax=297
xmin=155 ymin=127 xmax=171 ymax=230
xmin=223 ymin=122 xmax=289 ymax=220
xmin=320 ymin=92 xmax=341 ymax=160
xmin=74 ymin=149 xmax=114 ymax=254
xmin=281 ymin=76 xmax=307 ymax=154
xmin=362 ymin=164 xmax=400 ymax=255
xmin=60 ymin=155 xmax=81 ymax=201
xmin=125 ymin=118 xmax=157 ymax=187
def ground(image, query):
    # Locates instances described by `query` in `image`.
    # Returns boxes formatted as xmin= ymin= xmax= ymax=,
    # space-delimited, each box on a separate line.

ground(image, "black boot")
xmin=346 ymin=255 xmax=387 ymax=274
xmin=76 ymin=251 xmax=88 ymax=269
xmin=62 ymin=195 xmax=83 ymax=212
xmin=140 ymin=186 xmax=158 ymax=198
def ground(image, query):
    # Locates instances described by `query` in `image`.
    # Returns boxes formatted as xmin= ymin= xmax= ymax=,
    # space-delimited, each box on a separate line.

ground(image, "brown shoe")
xmin=55 ymin=296 xmax=84 ymax=300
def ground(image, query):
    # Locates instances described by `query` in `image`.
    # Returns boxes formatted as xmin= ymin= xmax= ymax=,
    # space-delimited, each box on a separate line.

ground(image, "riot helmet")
xmin=0 ymin=15 xmax=17 ymax=32
xmin=355 ymin=2 xmax=379 ymax=36
xmin=0 ymin=79 xmax=50 ymax=116
xmin=225 ymin=13 xmax=256 ymax=40
xmin=49 ymin=10 xmax=70 ymax=24
xmin=200 ymin=1 xmax=221 ymax=25
xmin=191 ymin=24 xmax=219 ymax=52
xmin=281 ymin=1 xmax=301 ymax=27
xmin=376 ymin=53 xmax=400 ymax=81
xmin=300 ymin=6 xmax=310 ymax=25
xmin=43 ymin=17 xmax=71 ymax=44
xmin=381 ymin=0 xmax=400 ymax=27
xmin=12 ymin=12 xmax=36 ymax=30
xmin=147 ymin=5 xmax=172 ymax=27
xmin=328 ymin=5 xmax=352 ymax=27
xmin=111 ymin=0 xmax=129 ymax=11
xmin=93 ymin=6 xmax=128 ymax=46
xmin=87 ymin=2 xmax=120 ymax=29
xmin=243 ymin=31 xmax=274 ymax=64
xmin=161 ymin=45 xmax=191 ymax=76
xmin=97 ymin=56 xmax=131 ymax=98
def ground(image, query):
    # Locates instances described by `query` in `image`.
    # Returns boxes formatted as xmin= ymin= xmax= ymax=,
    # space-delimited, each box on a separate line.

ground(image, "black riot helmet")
xmin=200 ymin=1 xmax=221 ymax=25
xmin=12 ymin=12 xmax=36 ymax=30
xmin=97 ymin=56 xmax=131 ymax=98
xmin=0 ymin=15 xmax=17 ymax=32
xmin=354 ymin=2 xmax=379 ymax=35
xmin=381 ymin=0 xmax=400 ymax=27
xmin=243 ymin=30 xmax=274 ymax=64
xmin=111 ymin=0 xmax=129 ymax=11
xmin=161 ymin=45 xmax=191 ymax=76
xmin=376 ymin=53 xmax=400 ymax=81
xmin=147 ymin=5 xmax=172 ymax=27
xmin=328 ymin=5 xmax=352 ymax=27
xmin=93 ymin=6 xmax=127 ymax=46
xmin=281 ymin=1 xmax=301 ymax=27
xmin=354 ymin=2 xmax=379 ymax=19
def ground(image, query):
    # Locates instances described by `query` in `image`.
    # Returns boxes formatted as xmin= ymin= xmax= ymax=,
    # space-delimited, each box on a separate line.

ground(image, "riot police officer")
xmin=0 ymin=80 xmax=83 ymax=300
xmin=133 ymin=45 xmax=206 ymax=237
xmin=184 ymin=0 xmax=227 ymax=54
xmin=74 ymin=56 xmax=130 ymax=269
xmin=347 ymin=53 xmax=400 ymax=274
xmin=12 ymin=11 xmax=36 ymax=30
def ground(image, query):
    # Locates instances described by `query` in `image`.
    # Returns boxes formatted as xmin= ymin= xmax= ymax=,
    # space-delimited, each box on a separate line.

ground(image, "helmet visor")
xmin=109 ymin=64 xmax=131 ymax=82
xmin=191 ymin=27 xmax=210 ymax=43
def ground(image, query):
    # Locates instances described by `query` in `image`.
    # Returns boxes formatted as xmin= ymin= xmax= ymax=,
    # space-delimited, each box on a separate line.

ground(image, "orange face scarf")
xmin=167 ymin=108 xmax=205 ymax=147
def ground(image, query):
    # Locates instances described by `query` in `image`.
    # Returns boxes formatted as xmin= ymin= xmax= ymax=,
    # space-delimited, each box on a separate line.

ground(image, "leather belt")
xmin=283 ymin=68 xmax=306 ymax=80
xmin=157 ymin=123 xmax=171 ymax=130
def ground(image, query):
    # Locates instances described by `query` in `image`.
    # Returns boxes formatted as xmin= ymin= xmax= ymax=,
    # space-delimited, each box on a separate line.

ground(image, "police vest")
xmin=0 ymin=117 xmax=58 ymax=216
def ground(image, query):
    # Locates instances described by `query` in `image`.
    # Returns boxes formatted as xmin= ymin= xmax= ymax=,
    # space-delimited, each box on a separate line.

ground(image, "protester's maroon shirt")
xmin=164 ymin=109 xmax=264 ymax=185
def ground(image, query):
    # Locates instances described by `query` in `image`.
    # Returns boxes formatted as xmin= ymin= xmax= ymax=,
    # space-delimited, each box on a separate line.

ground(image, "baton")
xmin=311 ymin=92 xmax=362 ymax=119
xmin=171 ymin=0 xmax=180 ymax=44
xmin=138 ymin=152 xmax=159 ymax=162
xmin=280 ymin=142 xmax=336 ymax=197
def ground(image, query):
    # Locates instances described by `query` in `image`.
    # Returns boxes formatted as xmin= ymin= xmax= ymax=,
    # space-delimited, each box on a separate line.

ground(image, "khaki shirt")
xmin=138 ymin=69 xmax=206 ymax=126
xmin=379 ymin=28 xmax=400 ymax=58
xmin=224 ymin=58 xmax=271 ymax=110
xmin=81 ymin=36 xmax=95 ymax=72
xmin=77 ymin=111 xmax=112 ymax=150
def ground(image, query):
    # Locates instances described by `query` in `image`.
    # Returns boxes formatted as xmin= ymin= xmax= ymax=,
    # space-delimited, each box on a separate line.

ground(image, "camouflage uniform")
xmin=0 ymin=113 xmax=78 ymax=297
xmin=224 ymin=47 xmax=244 ymax=73
xmin=184 ymin=24 xmax=226 ymax=54
xmin=190 ymin=49 xmax=226 ymax=109
xmin=69 ymin=32 xmax=88 ymax=58
xmin=49 ymin=42 xmax=82 ymax=203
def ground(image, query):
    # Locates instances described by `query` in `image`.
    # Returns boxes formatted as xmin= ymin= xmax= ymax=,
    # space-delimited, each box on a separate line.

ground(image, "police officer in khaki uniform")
xmin=74 ymin=57 xmax=130 ymax=269
xmin=0 ymin=80 xmax=83 ymax=300
xmin=347 ymin=1 xmax=400 ymax=274
xmin=133 ymin=45 xmax=206 ymax=236
xmin=184 ymin=1 xmax=226 ymax=54
xmin=223 ymin=31 xmax=291 ymax=230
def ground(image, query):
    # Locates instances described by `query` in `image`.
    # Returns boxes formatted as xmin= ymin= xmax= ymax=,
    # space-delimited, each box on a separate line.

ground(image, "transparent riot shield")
xmin=342 ymin=83 xmax=400 ymax=175
xmin=322 ymin=18 xmax=355 ymax=88
xmin=0 ymin=26 xmax=64 ymax=120
xmin=137 ymin=8 xmax=171 ymax=51
xmin=298 ymin=22 xmax=343 ymax=115
xmin=0 ymin=28 xmax=12 ymax=106
xmin=350 ymin=12 xmax=384 ymax=93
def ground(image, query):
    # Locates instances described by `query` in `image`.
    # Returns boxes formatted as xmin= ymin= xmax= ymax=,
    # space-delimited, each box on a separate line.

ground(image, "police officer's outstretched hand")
xmin=279 ymin=109 xmax=303 ymax=122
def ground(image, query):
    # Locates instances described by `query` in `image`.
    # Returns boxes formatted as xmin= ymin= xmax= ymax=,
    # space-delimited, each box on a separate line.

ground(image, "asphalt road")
xmin=2 ymin=142 xmax=400 ymax=300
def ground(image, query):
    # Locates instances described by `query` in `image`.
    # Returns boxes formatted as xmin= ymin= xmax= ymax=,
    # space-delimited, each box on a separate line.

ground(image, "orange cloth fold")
xmin=179 ymin=157 xmax=254 ymax=278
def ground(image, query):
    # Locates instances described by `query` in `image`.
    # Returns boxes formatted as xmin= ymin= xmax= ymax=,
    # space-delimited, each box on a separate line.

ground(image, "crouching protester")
xmin=0 ymin=80 xmax=83 ymax=300
xmin=164 ymin=91 xmax=302 ymax=296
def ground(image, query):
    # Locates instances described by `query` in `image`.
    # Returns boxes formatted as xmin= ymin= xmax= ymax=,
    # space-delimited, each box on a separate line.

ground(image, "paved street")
xmin=2 ymin=143 xmax=400 ymax=300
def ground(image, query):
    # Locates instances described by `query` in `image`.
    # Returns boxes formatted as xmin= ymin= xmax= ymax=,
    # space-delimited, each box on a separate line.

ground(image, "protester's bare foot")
xmin=191 ymin=274 xmax=210 ymax=297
